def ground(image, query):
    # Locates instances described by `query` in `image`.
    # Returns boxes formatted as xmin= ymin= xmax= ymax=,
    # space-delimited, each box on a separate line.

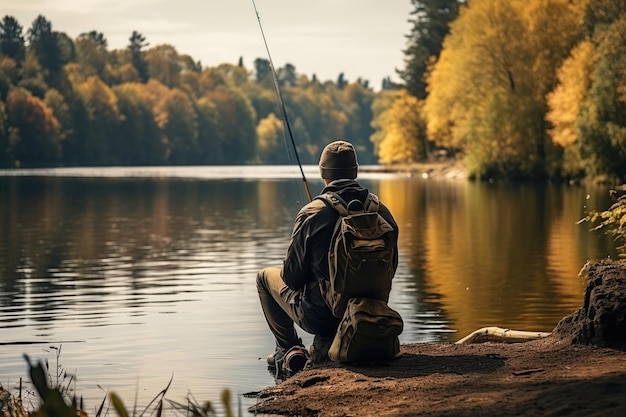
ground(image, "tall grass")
xmin=13 ymin=348 xmax=236 ymax=417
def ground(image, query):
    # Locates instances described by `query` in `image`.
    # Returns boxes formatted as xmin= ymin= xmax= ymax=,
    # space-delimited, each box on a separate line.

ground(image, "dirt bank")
xmin=250 ymin=261 xmax=626 ymax=417
xmin=250 ymin=338 xmax=625 ymax=417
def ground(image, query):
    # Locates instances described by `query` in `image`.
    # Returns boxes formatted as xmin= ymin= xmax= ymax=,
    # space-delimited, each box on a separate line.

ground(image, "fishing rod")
xmin=251 ymin=0 xmax=312 ymax=202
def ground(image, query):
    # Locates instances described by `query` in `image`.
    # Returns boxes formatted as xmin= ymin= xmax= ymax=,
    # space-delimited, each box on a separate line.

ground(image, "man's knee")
xmin=257 ymin=267 xmax=281 ymax=291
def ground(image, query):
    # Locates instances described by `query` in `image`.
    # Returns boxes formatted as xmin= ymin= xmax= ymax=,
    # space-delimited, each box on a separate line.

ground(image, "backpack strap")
xmin=364 ymin=193 xmax=380 ymax=213
xmin=315 ymin=192 xmax=349 ymax=216
xmin=316 ymin=191 xmax=379 ymax=216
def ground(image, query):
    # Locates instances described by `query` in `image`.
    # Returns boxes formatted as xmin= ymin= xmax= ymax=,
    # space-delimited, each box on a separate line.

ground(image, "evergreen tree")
xmin=27 ymin=15 xmax=63 ymax=75
xmin=129 ymin=31 xmax=149 ymax=82
xmin=337 ymin=72 xmax=347 ymax=89
xmin=0 ymin=15 xmax=26 ymax=63
xmin=381 ymin=76 xmax=401 ymax=90
xmin=254 ymin=57 xmax=270 ymax=83
xmin=278 ymin=63 xmax=296 ymax=87
xmin=399 ymin=0 xmax=460 ymax=99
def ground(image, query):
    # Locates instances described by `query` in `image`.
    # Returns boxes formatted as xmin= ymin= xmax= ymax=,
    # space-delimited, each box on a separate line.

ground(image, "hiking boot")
xmin=281 ymin=346 xmax=309 ymax=374
xmin=266 ymin=339 xmax=303 ymax=368
xmin=266 ymin=347 xmax=286 ymax=369
xmin=273 ymin=345 xmax=310 ymax=381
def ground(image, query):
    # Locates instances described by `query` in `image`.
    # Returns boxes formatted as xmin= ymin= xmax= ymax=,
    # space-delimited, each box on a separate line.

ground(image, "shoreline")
xmin=363 ymin=160 xmax=467 ymax=180
xmin=250 ymin=261 xmax=626 ymax=416
xmin=250 ymin=338 xmax=626 ymax=416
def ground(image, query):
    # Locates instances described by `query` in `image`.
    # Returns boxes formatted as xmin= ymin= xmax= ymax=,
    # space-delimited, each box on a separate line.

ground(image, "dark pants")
xmin=256 ymin=267 xmax=307 ymax=349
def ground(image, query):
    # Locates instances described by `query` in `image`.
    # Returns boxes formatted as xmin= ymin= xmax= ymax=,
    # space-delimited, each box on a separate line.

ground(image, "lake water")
xmin=0 ymin=165 xmax=616 ymax=414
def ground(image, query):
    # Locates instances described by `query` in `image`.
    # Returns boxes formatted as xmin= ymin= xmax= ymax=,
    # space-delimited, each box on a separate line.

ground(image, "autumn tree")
xmin=576 ymin=14 xmax=626 ymax=181
xmin=5 ymin=87 xmax=63 ymax=166
xmin=425 ymin=0 xmax=584 ymax=179
xmin=195 ymin=95 xmax=223 ymax=164
xmin=256 ymin=112 xmax=288 ymax=163
xmin=74 ymin=76 xmax=120 ymax=164
xmin=545 ymin=0 xmax=626 ymax=181
xmin=74 ymin=31 xmax=111 ymax=83
xmin=0 ymin=14 xmax=389 ymax=167
xmin=546 ymin=41 xmax=594 ymax=177
xmin=243 ymin=80 xmax=276 ymax=122
xmin=0 ymin=99 xmax=9 ymax=166
xmin=113 ymin=82 xmax=166 ymax=165
xmin=213 ymin=63 xmax=249 ymax=88
xmin=372 ymin=89 xmax=426 ymax=164
xmin=206 ymin=84 xmax=257 ymax=164
xmin=0 ymin=55 xmax=18 ymax=99
xmin=44 ymin=88 xmax=71 ymax=142
xmin=153 ymin=85 xmax=198 ymax=164
xmin=146 ymin=45 xmax=185 ymax=88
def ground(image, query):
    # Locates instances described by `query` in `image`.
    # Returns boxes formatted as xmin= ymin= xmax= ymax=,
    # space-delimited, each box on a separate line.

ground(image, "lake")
xmin=0 ymin=165 xmax=616 ymax=414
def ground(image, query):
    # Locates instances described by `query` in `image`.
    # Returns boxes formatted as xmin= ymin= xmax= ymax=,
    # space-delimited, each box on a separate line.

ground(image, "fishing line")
xmin=251 ymin=0 xmax=312 ymax=202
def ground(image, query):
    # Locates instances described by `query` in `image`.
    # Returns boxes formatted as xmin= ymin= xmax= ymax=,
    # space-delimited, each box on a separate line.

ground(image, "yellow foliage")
xmin=376 ymin=89 xmax=424 ymax=164
xmin=546 ymin=41 xmax=595 ymax=147
xmin=145 ymin=44 xmax=182 ymax=88
xmin=76 ymin=76 xmax=119 ymax=121
xmin=425 ymin=0 xmax=586 ymax=175
xmin=257 ymin=112 xmax=283 ymax=160
xmin=522 ymin=0 xmax=589 ymax=99
xmin=425 ymin=0 xmax=530 ymax=147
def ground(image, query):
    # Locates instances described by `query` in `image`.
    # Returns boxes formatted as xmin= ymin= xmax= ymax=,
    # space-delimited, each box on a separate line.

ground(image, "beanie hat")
xmin=319 ymin=140 xmax=358 ymax=180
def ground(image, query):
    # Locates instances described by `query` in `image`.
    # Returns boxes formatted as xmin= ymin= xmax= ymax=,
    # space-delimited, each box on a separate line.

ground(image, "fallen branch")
xmin=455 ymin=327 xmax=551 ymax=344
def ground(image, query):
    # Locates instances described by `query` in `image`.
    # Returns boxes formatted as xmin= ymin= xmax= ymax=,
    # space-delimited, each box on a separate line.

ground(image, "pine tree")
xmin=0 ymin=15 xmax=26 ymax=63
xmin=399 ymin=0 xmax=460 ymax=99
xmin=27 ymin=15 xmax=63 ymax=74
xmin=129 ymin=31 xmax=149 ymax=83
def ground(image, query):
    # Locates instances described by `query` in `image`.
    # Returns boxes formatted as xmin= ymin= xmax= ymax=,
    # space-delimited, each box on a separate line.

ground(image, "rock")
xmin=554 ymin=260 xmax=626 ymax=349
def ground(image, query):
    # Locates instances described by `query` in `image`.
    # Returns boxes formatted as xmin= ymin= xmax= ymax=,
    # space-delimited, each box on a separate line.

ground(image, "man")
xmin=256 ymin=140 xmax=399 ymax=372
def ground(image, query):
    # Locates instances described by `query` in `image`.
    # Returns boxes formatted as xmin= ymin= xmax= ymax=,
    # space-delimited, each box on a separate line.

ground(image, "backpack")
xmin=328 ymin=297 xmax=403 ymax=364
xmin=316 ymin=191 xmax=396 ymax=318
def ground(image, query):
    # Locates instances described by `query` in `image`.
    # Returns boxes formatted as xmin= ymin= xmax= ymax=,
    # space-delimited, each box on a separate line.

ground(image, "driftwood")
xmin=455 ymin=327 xmax=551 ymax=344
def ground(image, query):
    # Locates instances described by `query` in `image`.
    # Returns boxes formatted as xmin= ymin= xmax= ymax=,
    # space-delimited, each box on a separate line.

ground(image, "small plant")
xmin=23 ymin=353 xmax=80 ymax=417
xmin=579 ymin=187 xmax=626 ymax=257
xmin=22 ymin=352 xmax=235 ymax=417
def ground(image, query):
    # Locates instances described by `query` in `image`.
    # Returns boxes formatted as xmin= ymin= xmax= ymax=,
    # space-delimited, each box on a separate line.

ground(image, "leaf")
xmin=110 ymin=392 xmax=129 ymax=417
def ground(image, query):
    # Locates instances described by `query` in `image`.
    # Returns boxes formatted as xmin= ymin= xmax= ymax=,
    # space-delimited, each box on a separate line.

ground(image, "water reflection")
xmin=0 ymin=169 xmax=616 ymax=411
xmin=379 ymin=179 xmax=614 ymax=339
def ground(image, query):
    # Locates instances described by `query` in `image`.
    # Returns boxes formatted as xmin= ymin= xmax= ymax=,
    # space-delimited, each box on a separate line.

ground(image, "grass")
xmin=1 ymin=347 xmax=236 ymax=417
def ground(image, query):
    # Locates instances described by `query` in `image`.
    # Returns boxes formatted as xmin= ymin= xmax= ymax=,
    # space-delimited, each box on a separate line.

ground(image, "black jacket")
xmin=280 ymin=179 xmax=399 ymax=336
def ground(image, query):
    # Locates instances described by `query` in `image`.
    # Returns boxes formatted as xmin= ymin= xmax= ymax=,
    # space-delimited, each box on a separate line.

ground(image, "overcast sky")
xmin=4 ymin=0 xmax=414 ymax=89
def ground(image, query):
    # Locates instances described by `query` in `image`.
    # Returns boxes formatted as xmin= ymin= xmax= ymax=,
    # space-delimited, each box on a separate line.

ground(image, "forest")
xmin=1 ymin=0 xmax=625 ymax=182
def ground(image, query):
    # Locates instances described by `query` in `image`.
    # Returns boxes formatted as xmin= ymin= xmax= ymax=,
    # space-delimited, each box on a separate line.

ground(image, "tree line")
xmin=378 ymin=0 xmax=626 ymax=182
xmin=2 ymin=1 xmax=625 ymax=182
xmin=0 ymin=14 xmax=385 ymax=168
